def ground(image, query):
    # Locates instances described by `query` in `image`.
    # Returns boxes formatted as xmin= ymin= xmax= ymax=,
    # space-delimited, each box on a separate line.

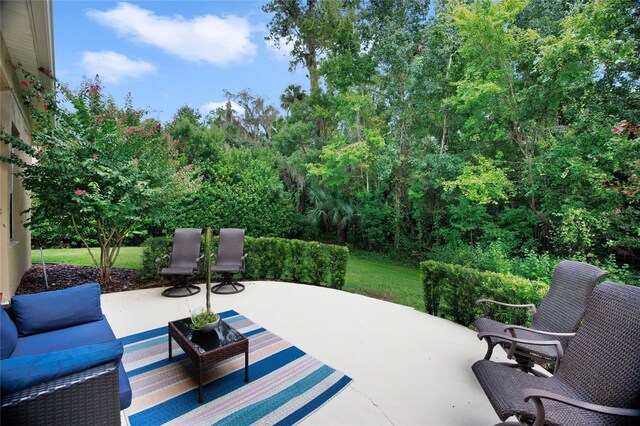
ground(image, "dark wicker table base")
xmin=168 ymin=319 xmax=249 ymax=403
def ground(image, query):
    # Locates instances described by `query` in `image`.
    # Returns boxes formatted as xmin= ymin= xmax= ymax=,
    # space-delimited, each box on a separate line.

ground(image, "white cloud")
xmin=79 ymin=51 xmax=156 ymax=83
xmin=265 ymin=37 xmax=294 ymax=62
xmin=200 ymin=101 xmax=244 ymax=117
xmin=87 ymin=2 xmax=256 ymax=66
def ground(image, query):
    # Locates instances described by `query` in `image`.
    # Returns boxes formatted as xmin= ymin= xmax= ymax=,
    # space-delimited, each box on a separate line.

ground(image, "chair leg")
xmin=211 ymin=273 xmax=245 ymax=294
xmin=161 ymin=281 xmax=201 ymax=298
xmin=482 ymin=336 xmax=496 ymax=360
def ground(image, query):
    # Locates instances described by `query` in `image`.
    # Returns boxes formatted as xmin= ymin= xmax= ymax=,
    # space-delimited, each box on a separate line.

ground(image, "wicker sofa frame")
xmin=1 ymin=361 xmax=121 ymax=426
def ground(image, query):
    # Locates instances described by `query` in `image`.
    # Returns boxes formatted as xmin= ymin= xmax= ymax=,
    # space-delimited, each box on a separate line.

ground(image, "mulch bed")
xmin=16 ymin=264 xmax=169 ymax=295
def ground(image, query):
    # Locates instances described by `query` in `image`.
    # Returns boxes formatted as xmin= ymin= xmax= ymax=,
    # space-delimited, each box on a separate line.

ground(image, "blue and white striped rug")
xmin=121 ymin=310 xmax=352 ymax=425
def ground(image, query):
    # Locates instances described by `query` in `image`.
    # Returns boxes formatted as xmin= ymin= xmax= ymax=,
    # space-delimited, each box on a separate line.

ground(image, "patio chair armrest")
xmin=477 ymin=332 xmax=564 ymax=365
xmin=195 ymin=254 xmax=205 ymax=271
xmin=504 ymin=325 xmax=576 ymax=338
xmin=155 ymin=254 xmax=170 ymax=274
xmin=1 ymin=361 xmax=121 ymax=424
xmin=476 ymin=299 xmax=537 ymax=316
xmin=241 ymin=253 xmax=248 ymax=271
xmin=522 ymin=388 xmax=640 ymax=426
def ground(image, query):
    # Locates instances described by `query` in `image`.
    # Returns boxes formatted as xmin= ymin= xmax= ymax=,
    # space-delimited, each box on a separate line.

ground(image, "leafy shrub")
xmin=596 ymin=254 xmax=635 ymax=285
xmin=421 ymin=260 xmax=548 ymax=326
xmin=511 ymin=250 xmax=556 ymax=283
xmin=427 ymin=242 xmax=559 ymax=284
xmin=472 ymin=240 xmax=514 ymax=275
xmin=169 ymin=154 xmax=301 ymax=238
xmin=354 ymin=192 xmax=395 ymax=250
xmin=141 ymin=235 xmax=348 ymax=289
xmin=140 ymin=236 xmax=173 ymax=280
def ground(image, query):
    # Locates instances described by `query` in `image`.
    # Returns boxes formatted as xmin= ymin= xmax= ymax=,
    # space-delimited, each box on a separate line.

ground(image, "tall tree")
xmin=1 ymin=72 xmax=185 ymax=284
xmin=166 ymin=105 xmax=224 ymax=164
xmin=358 ymin=0 xmax=431 ymax=250
xmin=448 ymin=0 xmax=551 ymax=213
xmin=219 ymin=89 xmax=281 ymax=145
xmin=280 ymin=84 xmax=307 ymax=114
xmin=263 ymin=0 xmax=328 ymax=93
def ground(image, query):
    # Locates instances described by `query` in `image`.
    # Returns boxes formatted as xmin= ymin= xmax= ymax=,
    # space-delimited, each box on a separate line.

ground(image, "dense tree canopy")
xmin=5 ymin=0 xmax=639 ymax=283
xmin=262 ymin=0 xmax=640 ymax=277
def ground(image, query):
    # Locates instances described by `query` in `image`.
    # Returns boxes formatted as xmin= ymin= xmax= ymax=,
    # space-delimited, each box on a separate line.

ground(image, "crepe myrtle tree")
xmin=1 ymin=68 xmax=189 ymax=284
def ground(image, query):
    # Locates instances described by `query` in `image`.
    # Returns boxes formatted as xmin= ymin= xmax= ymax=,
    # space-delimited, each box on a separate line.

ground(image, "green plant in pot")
xmin=191 ymin=228 xmax=220 ymax=332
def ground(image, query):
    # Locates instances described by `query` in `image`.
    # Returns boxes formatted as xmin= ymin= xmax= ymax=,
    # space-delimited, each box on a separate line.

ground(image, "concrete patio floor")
xmin=102 ymin=281 xmax=510 ymax=425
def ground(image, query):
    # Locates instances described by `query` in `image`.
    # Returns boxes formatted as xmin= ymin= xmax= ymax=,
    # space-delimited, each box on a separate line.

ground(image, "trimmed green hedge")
xmin=142 ymin=236 xmax=348 ymax=289
xmin=420 ymin=260 xmax=548 ymax=326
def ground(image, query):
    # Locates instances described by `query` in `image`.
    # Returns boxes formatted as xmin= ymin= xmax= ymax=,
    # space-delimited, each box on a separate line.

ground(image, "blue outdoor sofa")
xmin=1 ymin=283 xmax=132 ymax=425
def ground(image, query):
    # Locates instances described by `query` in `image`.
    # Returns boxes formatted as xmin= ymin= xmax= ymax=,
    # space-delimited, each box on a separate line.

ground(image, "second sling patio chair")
xmin=474 ymin=260 xmax=607 ymax=375
xmin=472 ymin=281 xmax=640 ymax=426
xmin=211 ymin=228 xmax=248 ymax=294
xmin=156 ymin=228 xmax=203 ymax=297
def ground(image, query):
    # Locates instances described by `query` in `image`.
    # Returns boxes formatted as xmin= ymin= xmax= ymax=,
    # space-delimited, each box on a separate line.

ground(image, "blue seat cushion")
xmin=9 ymin=318 xmax=132 ymax=409
xmin=1 ymin=308 xmax=18 ymax=359
xmin=10 ymin=317 xmax=114 ymax=357
xmin=11 ymin=283 xmax=103 ymax=336
xmin=0 ymin=340 xmax=123 ymax=394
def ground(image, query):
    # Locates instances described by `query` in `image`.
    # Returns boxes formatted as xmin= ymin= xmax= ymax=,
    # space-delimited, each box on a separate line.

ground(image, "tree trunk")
xmin=337 ymin=223 xmax=346 ymax=243
xmin=100 ymin=264 xmax=111 ymax=285
xmin=307 ymin=55 xmax=320 ymax=94
xmin=98 ymin=244 xmax=114 ymax=285
xmin=299 ymin=186 xmax=307 ymax=214
xmin=440 ymin=54 xmax=453 ymax=155
xmin=394 ymin=118 xmax=410 ymax=250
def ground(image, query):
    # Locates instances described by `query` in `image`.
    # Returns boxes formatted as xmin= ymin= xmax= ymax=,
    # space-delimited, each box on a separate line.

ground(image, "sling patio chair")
xmin=474 ymin=261 xmax=607 ymax=375
xmin=211 ymin=228 xmax=248 ymax=294
xmin=156 ymin=228 xmax=203 ymax=297
xmin=472 ymin=281 xmax=640 ymax=426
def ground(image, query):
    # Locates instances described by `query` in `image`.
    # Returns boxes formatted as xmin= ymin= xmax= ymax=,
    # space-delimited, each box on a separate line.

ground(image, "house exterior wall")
xmin=0 ymin=72 xmax=32 ymax=298
xmin=0 ymin=0 xmax=54 ymax=299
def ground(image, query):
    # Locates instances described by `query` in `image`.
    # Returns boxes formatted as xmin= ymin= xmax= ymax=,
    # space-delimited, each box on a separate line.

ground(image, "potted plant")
xmin=190 ymin=228 xmax=219 ymax=332
xmin=190 ymin=309 xmax=220 ymax=332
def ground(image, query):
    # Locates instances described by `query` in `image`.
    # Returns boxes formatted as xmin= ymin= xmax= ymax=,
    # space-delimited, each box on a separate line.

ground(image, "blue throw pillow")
xmin=0 ymin=339 xmax=123 ymax=394
xmin=11 ymin=283 xmax=104 ymax=336
xmin=1 ymin=308 xmax=18 ymax=359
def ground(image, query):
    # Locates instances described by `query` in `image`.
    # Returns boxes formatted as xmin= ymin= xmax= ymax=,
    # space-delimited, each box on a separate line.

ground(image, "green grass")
xmin=32 ymin=247 xmax=144 ymax=270
xmin=31 ymin=246 xmax=425 ymax=311
xmin=344 ymin=251 xmax=424 ymax=312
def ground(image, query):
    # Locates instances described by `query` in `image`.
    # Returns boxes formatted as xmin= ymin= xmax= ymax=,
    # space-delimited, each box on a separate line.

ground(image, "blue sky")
xmin=53 ymin=1 xmax=308 ymax=123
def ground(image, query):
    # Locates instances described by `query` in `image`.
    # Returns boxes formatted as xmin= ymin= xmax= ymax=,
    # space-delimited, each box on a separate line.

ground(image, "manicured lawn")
xmin=32 ymin=247 xmax=144 ymax=270
xmin=31 ymin=246 xmax=425 ymax=311
xmin=344 ymin=252 xmax=424 ymax=312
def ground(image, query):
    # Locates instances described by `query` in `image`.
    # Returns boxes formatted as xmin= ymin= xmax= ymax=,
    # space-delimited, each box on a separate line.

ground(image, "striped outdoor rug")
xmin=121 ymin=310 xmax=352 ymax=425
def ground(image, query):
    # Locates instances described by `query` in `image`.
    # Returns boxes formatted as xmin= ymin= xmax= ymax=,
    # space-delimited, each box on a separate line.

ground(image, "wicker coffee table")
xmin=168 ymin=317 xmax=249 ymax=403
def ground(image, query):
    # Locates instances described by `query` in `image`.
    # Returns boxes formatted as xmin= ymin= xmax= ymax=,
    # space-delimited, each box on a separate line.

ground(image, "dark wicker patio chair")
xmin=211 ymin=228 xmax=248 ymax=294
xmin=474 ymin=261 xmax=607 ymax=374
xmin=472 ymin=281 xmax=640 ymax=426
xmin=156 ymin=228 xmax=203 ymax=297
